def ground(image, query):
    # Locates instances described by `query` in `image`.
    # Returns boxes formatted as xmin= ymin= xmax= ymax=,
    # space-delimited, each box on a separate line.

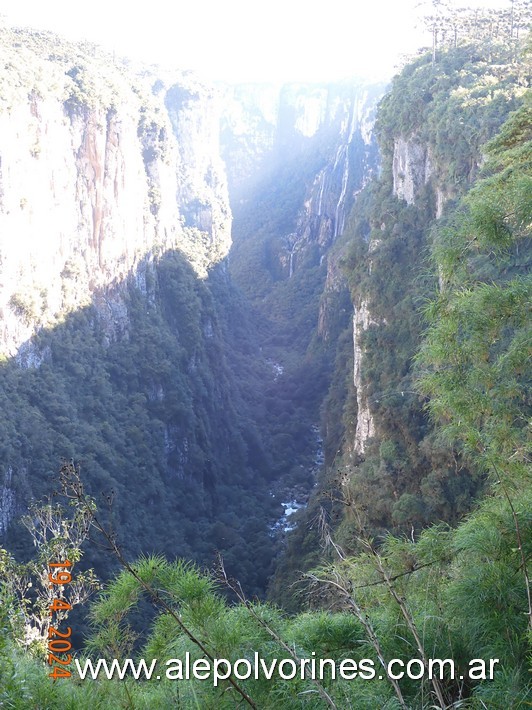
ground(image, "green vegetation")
xmin=0 ymin=251 xmax=283 ymax=597
xmin=377 ymin=42 xmax=527 ymax=187
xmin=0 ymin=25 xmax=308 ymax=598
xmin=0 ymin=13 xmax=530 ymax=710
xmin=418 ymin=96 xmax=531 ymax=484
xmin=227 ymin=122 xmax=367 ymax=606
xmin=0 ymin=464 xmax=529 ymax=707
xmin=317 ymin=37 xmax=530 ymax=548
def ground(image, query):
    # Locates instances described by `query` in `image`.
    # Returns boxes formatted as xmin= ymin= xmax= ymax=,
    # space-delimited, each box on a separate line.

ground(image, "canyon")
xmin=0 ymin=26 xmax=526 ymax=603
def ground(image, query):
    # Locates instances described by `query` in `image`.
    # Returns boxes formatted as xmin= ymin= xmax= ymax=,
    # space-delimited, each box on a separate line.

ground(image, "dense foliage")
xmin=0 ymin=250 xmax=286 ymax=597
xmin=0 ymin=25 xmax=328 ymax=599
xmin=318 ymin=38 xmax=530 ymax=548
xmin=1 ymin=477 xmax=530 ymax=708
xmin=418 ymin=95 xmax=531 ymax=483
xmin=0 ymin=15 xmax=530 ymax=710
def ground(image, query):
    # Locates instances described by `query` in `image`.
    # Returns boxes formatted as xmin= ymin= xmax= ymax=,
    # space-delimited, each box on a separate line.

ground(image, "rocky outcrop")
xmin=0 ymin=35 xmax=231 ymax=358
xmin=392 ymin=135 xmax=433 ymax=205
xmin=0 ymin=32 xmax=385 ymax=362
xmin=353 ymin=300 xmax=378 ymax=455
xmin=0 ymin=467 xmax=15 ymax=536
xmin=222 ymin=81 xmax=385 ymax=276
xmin=317 ymin=245 xmax=349 ymax=340
xmin=283 ymin=84 xmax=383 ymax=270
xmin=392 ymin=134 xmax=456 ymax=218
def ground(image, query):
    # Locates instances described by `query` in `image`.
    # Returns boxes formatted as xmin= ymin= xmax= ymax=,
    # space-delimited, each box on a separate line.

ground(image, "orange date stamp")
xmin=48 ymin=560 xmax=73 ymax=679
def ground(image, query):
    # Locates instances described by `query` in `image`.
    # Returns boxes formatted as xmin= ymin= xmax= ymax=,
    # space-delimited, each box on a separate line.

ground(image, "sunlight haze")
xmin=1 ymin=0 xmax=516 ymax=81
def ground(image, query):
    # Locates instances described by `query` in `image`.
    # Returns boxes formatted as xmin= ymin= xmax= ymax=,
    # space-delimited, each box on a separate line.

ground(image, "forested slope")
xmin=0 ymin=26 xmax=308 ymax=596
xmin=270 ymin=33 xmax=531 ymax=604
xmin=0 ymin=15 xmax=530 ymax=710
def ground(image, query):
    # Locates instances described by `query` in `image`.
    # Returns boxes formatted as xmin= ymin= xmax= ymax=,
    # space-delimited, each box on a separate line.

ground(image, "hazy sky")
xmin=1 ymin=0 xmax=510 ymax=82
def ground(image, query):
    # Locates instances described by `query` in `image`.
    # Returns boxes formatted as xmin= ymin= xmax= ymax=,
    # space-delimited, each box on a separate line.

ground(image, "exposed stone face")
xmin=353 ymin=300 xmax=378 ymax=455
xmin=0 ymin=467 xmax=15 ymax=536
xmin=392 ymin=136 xmax=433 ymax=205
xmin=392 ymin=135 xmax=456 ymax=218
xmin=435 ymin=184 xmax=452 ymax=218
xmin=0 ymin=59 xmax=386 ymax=362
xmin=0 ymin=70 xmax=231 ymax=358
xmin=220 ymin=81 xmax=387 ymax=464
xmin=286 ymin=84 xmax=384 ymax=266
xmin=164 ymin=84 xmax=232 ymax=265
xmin=0 ymin=34 xmax=389 ymax=501
xmin=222 ymin=81 xmax=385 ymax=272
xmin=353 ymin=131 xmax=456 ymax=454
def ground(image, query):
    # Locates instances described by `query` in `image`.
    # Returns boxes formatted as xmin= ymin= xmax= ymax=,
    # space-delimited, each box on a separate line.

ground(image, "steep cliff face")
xmin=391 ymin=135 xmax=433 ymax=205
xmin=221 ymin=81 xmax=386 ymax=605
xmin=223 ymin=81 xmax=384 ymax=278
xmin=5 ymin=28 xmax=523 ymax=601
xmin=0 ymin=29 xmax=392 ymax=594
xmin=287 ymin=83 xmax=380 ymax=264
xmin=0 ymin=28 xmax=231 ymax=361
xmin=322 ymin=44 xmax=527 ymax=544
xmin=0 ymin=30 xmax=285 ymax=593
xmin=0 ymin=467 xmax=15 ymax=537
xmin=391 ymin=134 xmax=457 ymax=218
xmin=222 ymin=79 xmax=385 ymax=495
xmin=352 ymin=299 xmax=377 ymax=454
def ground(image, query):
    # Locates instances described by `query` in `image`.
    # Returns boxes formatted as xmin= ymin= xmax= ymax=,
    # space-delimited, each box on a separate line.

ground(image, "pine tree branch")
xmin=216 ymin=555 xmax=338 ymax=710
xmin=59 ymin=461 xmax=258 ymax=710
xmin=311 ymin=510 xmax=409 ymax=709
xmin=492 ymin=461 xmax=532 ymax=633
xmin=306 ymin=571 xmax=409 ymax=710
xmin=361 ymin=538 xmax=448 ymax=709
